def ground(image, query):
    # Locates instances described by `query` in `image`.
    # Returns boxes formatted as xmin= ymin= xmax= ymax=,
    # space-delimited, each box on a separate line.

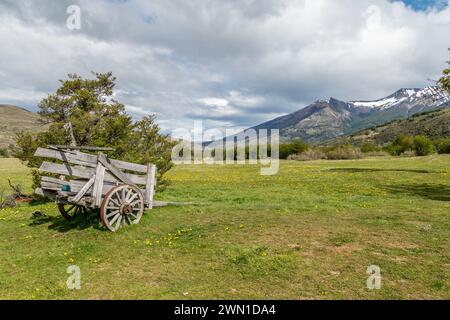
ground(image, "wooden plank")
xmin=72 ymin=176 xmax=95 ymax=203
xmin=35 ymin=188 xmax=56 ymax=200
xmin=35 ymin=147 xmax=147 ymax=173
xmin=35 ymin=148 xmax=97 ymax=168
xmin=68 ymin=181 xmax=144 ymax=197
xmin=145 ymin=164 xmax=157 ymax=209
xmin=41 ymin=182 xmax=64 ymax=191
xmin=39 ymin=161 xmax=147 ymax=185
xmin=92 ymin=162 xmax=105 ymax=208
xmin=98 ymin=153 xmax=134 ymax=185
xmin=49 ymin=145 xmax=116 ymax=151
xmin=109 ymin=159 xmax=148 ymax=174
xmin=41 ymin=176 xmax=67 ymax=185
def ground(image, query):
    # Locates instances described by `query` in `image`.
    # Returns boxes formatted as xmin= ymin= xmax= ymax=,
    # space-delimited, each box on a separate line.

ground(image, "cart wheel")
xmin=58 ymin=203 xmax=88 ymax=220
xmin=100 ymin=185 xmax=145 ymax=232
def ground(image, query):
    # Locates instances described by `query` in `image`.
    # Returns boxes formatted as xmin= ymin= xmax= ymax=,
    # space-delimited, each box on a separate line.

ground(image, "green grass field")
xmin=0 ymin=156 xmax=449 ymax=299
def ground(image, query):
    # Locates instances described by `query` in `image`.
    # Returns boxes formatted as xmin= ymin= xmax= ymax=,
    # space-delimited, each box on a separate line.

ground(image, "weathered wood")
xmin=35 ymin=188 xmax=56 ymax=200
xmin=145 ymin=164 xmax=157 ymax=208
xmin=92 ymin=162 xmax=105 ymax=208
xmin=35 ymin=147 xmax=148 ymax=173
xmin=41 ymin=176 xmax=67 ymax=185
xmin=35 ymin=148 xmax=97 ymax=169
xmin=72 ymin=176 xmax=95 ymax=203
xmin=66 ymin=196 xmax=92 ymax=207
xmin=41 ymin=181 xmax=64 ymax=191
xmin=68 ymin=180 xmax=144 ymax=197
xmin=98 ymin=153 xmax=134 ymax=185
xmin=49 ymin=145 xmax=116 ymax=151
xmin=39 ymin=161 xmax=147 ymax=185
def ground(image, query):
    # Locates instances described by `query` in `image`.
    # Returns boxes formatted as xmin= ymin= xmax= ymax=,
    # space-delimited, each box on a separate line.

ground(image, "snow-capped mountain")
xmin=351 ymin=87 xmax=450 ymax=111
xmin=247 ymin=87 xmax=450 ymax=143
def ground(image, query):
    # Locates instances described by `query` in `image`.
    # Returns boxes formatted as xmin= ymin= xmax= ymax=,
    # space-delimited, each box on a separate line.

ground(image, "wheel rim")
xmin=58 ymin=203 xmax=87 ymax=220
xmin=100 ymin=185 xmax=144 ymax=232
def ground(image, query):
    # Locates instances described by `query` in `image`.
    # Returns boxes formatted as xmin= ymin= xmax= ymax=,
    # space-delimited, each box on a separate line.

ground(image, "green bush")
xmin=413 ymin=135 xmax=435 ymax=156
xmin=0 ymin=147 xmax=9 ymax=158
xmin=384 ymin=135 xmax=414 ymax=156
xmin=279 ymin=139 xmax=309 ymax=159
xmin=434 ymin=138 xmax=450 ymax=154
xmin=360 ymin=142 xmax=380 ymax=153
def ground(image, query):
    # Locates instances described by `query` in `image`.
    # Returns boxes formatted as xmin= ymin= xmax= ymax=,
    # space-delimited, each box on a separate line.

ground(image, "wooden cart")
xmin=34 ymin=146 xmax=157 ymax=232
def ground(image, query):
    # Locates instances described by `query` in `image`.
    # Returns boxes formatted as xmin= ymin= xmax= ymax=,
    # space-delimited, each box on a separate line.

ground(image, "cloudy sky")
xmin=0 ymin=0 xmax=449 ymax=133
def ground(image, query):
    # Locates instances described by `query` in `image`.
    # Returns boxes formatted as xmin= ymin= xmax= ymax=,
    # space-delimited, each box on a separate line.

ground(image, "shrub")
xmin=287 ymin=149 xmax=326 ymax=161
xmin=279 ymin=139 xmax=309 ymax=159
xmin=0 ymin=147 xmax=9 ymax=158
xmin=360 ymin=142 xmax=380 ymax=153
xmin=384 ymin=135 xmax=414 ymax=156
xmin=325 ymin=145 xmax=361 ymax=160
xmin=413 ymin=135 xmax=435 ymax=156
xmin=434 ymin=138 xmax=450 ymax=154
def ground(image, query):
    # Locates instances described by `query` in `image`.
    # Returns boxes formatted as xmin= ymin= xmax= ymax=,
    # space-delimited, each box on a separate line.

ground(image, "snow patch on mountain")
xmin=351 ymin=87 xmax=450 ymax=111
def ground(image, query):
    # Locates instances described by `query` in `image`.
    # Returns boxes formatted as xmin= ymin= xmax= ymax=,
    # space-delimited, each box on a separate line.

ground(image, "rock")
xmin=32 ymin=211 xmax=46 ymax=218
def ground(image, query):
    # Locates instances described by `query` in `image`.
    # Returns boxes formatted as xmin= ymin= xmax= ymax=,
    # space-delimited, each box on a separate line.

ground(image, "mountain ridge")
xmin=0 ymin=104 xmax=46 ymax=148
xmin=331 ymin=108 xmax=450 ymax=146
xmin=248 ymin=86 xmax=450 ymax=143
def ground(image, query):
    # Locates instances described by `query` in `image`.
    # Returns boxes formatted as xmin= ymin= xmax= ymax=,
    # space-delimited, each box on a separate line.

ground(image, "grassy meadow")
xmin=0 ymin=156 xmax=449 ymax=299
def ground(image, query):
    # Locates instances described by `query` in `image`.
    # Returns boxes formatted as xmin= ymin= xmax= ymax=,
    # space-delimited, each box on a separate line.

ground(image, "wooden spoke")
xmin=58 ymin=203 xmax=90 ymax=221
xmin=109 ymin=212 xmax=121 ymax=225
xmin=129 ymin=212 xmax=138 ymax=219
xmin=127 ymin=192 xmax=139 ymax=203
xmin=129 ymin=199 xmax=141 ymax=207
xmin=109 ymin=197 xmax=120 ymax=207
xmin=100 ymin=184 xmax=144 ymax=232
xmin=116 ymin=215 xmax=123 ymax=229
xmin=106 ymin=210 xmax=120 ymax=218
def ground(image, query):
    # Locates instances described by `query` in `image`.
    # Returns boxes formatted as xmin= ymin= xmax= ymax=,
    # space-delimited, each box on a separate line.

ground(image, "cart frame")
xmin=34 ymin=146 xmax=157 ymax=231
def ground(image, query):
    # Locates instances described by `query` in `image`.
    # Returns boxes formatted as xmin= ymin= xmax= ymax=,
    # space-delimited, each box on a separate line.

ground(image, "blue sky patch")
xmin=398 ymin=0 xmax=448 ymax=10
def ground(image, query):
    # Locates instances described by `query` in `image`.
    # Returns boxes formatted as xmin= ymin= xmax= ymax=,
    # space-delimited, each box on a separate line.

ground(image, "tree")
xmin=385 ymin=135 xmax=414 ymax=156
xmin=413 ymin=135 xmax=435 ymax=156
xmin=439 ymin=48 xmax=450 ymax=93
xmin=14 ymin=72 xmax=175 ymax=190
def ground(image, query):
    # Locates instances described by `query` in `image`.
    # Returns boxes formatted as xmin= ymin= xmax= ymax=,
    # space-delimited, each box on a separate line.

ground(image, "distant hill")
xmin=0 ymin=105 xmax=46 ymax=148
xmin=332 ymin=108 xmax=450 ymax=146
xmin=247 ymin=87 xmax=450 ymax=144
